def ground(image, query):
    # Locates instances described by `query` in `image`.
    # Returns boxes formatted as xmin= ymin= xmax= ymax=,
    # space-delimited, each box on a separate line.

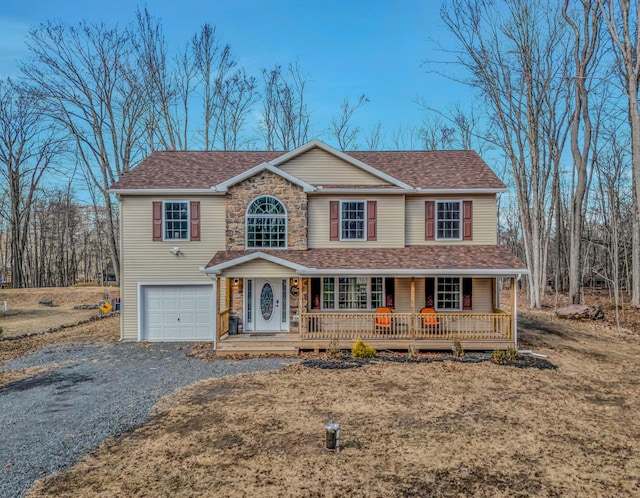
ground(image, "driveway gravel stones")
xmin=0 ymin=342 xmax=296 ymax=497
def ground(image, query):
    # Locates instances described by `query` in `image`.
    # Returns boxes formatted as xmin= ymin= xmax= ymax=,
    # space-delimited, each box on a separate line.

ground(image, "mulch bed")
xmin=300 ymin=352 xmax=557 ymax=371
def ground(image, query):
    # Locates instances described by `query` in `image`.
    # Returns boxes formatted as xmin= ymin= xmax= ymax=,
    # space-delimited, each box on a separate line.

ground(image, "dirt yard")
xmin=0 ymin=286 xmax=119 ymax=338
xmin=27 ymin=306 xmax=640 ymax=496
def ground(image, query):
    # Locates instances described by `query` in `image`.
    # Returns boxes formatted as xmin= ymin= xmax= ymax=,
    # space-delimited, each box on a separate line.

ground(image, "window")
xmin=282 ymin=279 xmax=288 ymax=323
xmin=371 ymin=277 xmax=384 ymax=309
xmin=322 ymin=277 xmax=335 ymax=309
xmin=436 ymin=201 xmax=461 ymax=240
xmin=320 ymin=277 xmax=385 ymax=310
xmin=164 ymin=201 xmax=189 ymax=240
xmin=340 ymin=201 xmax=366 ymax=240
xmin=339 ymin=277 xmax=368 ymax=309
xmin=247 ymin=279 xmax=253 ymax=323
xmin=246 ymin=196 xmax=287 ymax=248
xmin=437 ymin=277 xmax=461 ymax=310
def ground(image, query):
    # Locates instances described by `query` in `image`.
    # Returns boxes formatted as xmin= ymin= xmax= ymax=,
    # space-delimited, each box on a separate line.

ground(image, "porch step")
xmin=215 ymin=343 xmax=299 ymax=357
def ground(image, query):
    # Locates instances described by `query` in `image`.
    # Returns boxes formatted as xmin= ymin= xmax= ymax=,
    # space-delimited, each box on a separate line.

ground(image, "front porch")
xmin=215 ymin=310 xmax=514 ymax=356
xmin=214 ymin=274 xmax=518 ymax=355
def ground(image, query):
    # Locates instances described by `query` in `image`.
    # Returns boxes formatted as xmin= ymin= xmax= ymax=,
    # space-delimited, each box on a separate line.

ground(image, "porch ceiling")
xmin=203 ymin=245 xmax=527 ymax=276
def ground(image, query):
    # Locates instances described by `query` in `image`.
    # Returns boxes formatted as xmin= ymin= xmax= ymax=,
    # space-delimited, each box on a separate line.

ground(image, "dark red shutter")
xmin=425 ymin=278 xmax=435 ymax=308
xmin=330 ymin=201 xmax=339 ymax=241
xmin=190 ymin=201 xmax=201 ymax=241
xmin=152 ymin=202 xmax=162 ymax=241
xmin=425 ymin=201 xmax=435 ymax=241
xmin=463 ymin=278 xmax=472 ymax=310
xmin=463 ymin=200 xmax=473 ymax=240
xmin=367 ymin=200 xmax=377 ymax=241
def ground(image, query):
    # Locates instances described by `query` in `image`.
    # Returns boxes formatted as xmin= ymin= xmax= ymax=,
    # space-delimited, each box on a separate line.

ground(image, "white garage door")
xmin=142 ymin=285 xmax=214 ymax=341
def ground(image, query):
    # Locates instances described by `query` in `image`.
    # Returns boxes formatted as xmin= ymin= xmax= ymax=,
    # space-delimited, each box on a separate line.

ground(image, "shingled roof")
xmin=111 ymin=145 xmax=506 ymax=191
xmin=204 ymin=246 xmax=527 ymax=274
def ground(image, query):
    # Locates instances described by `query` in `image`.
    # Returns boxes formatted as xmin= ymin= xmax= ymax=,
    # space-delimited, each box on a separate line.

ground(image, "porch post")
xmin=410 ymin=277 xmax=415 ymax=336
xmin=216 ymin=277 xmax=221 ymax=339
xmin=225 ymin=278 xmax=230 ymax=310
xmin=492 ymin=278 xmax=496 ymax=310
xmin=298 ymin=276 xmax=304 ymax=334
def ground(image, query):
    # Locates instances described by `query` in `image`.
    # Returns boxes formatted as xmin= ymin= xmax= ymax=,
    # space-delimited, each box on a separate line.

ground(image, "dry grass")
xmin=0 ymin=315 xmax=120 ymax=366
xmin=28 ymin=309 xmax=640 ymax=497
xmin=0 ymin=286 xmax=119 ymax=337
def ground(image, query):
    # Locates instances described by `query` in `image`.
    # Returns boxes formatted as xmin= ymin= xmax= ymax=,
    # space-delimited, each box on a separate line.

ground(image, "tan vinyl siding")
xmin=472 ymin=278 xmax=494 ymax=312
xmin=278 ymin=147 xmax=391 ymax=185
xmin=308 ymin=195 xmax=405 ymax=248
xmin=405 ymin=194 xmax=497 ymax=245
xmin=219 ymin=259 xmax=298 ymax=278
xmin=394 ymin=278 xmax=425 ymax=312
xmin=120 ymin=195 xmax=226 ymax=340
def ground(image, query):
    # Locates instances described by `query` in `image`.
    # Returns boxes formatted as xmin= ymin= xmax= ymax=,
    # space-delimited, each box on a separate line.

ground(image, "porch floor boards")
xmin=216 ymin=333 xmax=513 ymax=356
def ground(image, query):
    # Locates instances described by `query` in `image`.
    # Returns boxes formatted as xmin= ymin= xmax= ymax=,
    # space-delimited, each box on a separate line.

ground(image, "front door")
xmin=253 ymin=278 xmax=288 ymax=332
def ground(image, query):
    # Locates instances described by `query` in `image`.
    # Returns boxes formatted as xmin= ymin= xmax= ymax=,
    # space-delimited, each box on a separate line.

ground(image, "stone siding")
xmin=226 ymin=171 xmax=307 ymax=250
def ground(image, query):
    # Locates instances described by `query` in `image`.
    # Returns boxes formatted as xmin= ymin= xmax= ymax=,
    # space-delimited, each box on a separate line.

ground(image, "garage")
xmin=141 ymin=284 xmax=214 ymax=341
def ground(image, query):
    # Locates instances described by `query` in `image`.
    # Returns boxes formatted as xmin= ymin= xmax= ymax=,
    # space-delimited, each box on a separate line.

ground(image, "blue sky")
xmin=0 ymin=0 xmax=468 ymax=146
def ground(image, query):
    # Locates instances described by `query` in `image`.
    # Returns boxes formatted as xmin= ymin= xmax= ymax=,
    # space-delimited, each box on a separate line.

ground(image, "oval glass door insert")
xmin=260 ymin=283 xmax=274 ymax=320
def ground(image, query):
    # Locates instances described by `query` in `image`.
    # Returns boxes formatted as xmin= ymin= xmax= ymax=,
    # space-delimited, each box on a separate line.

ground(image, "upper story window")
xmin=164 ymin=201 xmax=189 ymax=240
xmin=246 ymin=196 xmax=287 ymax=248
xmin=436 ymin=201 xmax=461 ymax=240
xmin=341 ymin=201 xmax=366 ymax=240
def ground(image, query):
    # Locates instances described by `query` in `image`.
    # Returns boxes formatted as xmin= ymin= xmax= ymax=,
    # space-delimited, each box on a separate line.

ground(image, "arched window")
xmin=246 ymin=196 xmax=287 ymax=248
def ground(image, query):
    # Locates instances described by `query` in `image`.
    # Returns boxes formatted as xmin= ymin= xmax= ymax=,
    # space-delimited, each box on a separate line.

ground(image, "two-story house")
xmin=110 ymin=139 xmax=526 ymax=354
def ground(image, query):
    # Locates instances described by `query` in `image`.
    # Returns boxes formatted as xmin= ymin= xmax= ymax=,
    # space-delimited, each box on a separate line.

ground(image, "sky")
xmin=0 ymin=0 xmax=468 ymax=148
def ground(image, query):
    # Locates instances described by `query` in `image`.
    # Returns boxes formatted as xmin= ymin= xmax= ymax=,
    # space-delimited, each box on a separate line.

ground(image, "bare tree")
xmin=259 ymin=62 xmax=310 ymax=150
xmin=192 ymin=23 xmax=235 ymax=150
xmin=330 ymin=94 xmax=369 ymax=150
xmin=0 ymin=79 xmax=60 ymax=288
xmin=134 ymin=8 xmax=183 ymax=151
xmin=390 ymin=124 xmax=423 ymax=150
xmin=216 ymin=68 xmax=260 ymax=150
xmin=598 ymin=0 xmax=640 ymax=307
xmin=23 ymin=21 xmax=149 ymax=282
xmin=441 ymin=0 xmax=571 ymax=308
xmin=420 ymin=115 xmax=456 ymax=149
xmin=365 ymin=121 xmax=385 ymax=150
xmin=563 ymin=0 xmax=601 ymax=304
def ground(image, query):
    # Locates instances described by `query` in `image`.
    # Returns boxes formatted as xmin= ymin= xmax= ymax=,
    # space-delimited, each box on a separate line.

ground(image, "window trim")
xmin=320 ymin=276 xmax=385 ymax=310
xmin=162 ymin=200 xmax=190 ymax=242
xmin=435 ymin=199 xmax=463 ymax=241
xmin=339 ymin=200 xmax=367 ymax=241
xmin=435 ymin=276 xmax=462 ymax=311
xmin=245 ymin=195 xmax=288 ymax=249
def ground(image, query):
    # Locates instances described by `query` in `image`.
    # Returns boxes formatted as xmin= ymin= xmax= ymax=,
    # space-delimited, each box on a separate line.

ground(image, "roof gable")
xmin=277 ymin=146 xmax=394 ymax=187
xmin=271 ymin=139 xmax=411 ymax=189
xmin=214 ymin=162 xmax=315 ymax=192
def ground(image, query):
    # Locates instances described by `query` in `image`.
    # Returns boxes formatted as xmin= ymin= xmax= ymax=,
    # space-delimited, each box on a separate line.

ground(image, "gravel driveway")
xmin=0 ymin=342 xmax=296 ymax=497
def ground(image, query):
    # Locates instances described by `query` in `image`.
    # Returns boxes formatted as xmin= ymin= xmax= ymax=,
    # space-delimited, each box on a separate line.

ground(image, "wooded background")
xmin=0 ymin=1 xmax=638 ymax=316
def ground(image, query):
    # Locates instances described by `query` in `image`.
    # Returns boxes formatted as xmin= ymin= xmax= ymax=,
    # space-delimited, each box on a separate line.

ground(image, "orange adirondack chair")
xmin=420 ymin=307 xmax=439 ymax=327
xmin=375 ymin=307 xmax=392 ymax=332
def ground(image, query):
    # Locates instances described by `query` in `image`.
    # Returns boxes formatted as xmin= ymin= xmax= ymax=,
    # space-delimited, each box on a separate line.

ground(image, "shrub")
xmin=491 ymin=349 xmax=507 ymax=364
xmin=0 ymin=325 xmax=3 ymax=337
xmin=491 ymin=347 xmax=518 ymax=365
xmin=352 ymin=338 xmax=376 ymax=358
xmin=452 ymin=338 xmax=464 ymax=358
xmin=408 ymin=343 xmax=419 ymax=358
xmin=326 ymin=338 xmax=343 ymax=360
xmin=505 ymin=346 xmax=519 ymax=361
